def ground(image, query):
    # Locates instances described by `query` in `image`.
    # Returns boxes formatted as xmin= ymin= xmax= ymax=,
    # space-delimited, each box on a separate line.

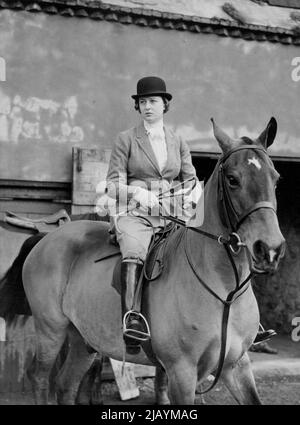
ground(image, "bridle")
xmin=218 ymin=144 xmax=277 ymax=247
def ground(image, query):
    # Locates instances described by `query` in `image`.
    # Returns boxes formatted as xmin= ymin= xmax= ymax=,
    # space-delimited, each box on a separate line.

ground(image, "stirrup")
xmin=123 ymin=311 xmax=151 ymax=342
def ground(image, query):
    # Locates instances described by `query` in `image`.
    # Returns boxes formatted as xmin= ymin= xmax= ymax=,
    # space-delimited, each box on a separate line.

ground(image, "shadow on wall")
xmin=252 ymin=161 xmax=300 ymax=334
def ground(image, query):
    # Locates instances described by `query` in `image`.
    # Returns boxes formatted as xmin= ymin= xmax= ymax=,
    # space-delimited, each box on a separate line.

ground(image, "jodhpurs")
xmin=114 ymin=214 xmax=162 ymax=261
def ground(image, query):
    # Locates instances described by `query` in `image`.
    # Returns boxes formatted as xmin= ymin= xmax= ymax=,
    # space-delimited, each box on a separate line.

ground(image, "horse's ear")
xmin=211 ymin=118 xmax=235 ymax=154
xmin=256 ymin=117 xmax=277 ymax=149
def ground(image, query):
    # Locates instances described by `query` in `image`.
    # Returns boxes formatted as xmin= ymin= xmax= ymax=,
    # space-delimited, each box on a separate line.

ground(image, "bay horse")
xmin=1 ymin=118 xmax=285 ymax=404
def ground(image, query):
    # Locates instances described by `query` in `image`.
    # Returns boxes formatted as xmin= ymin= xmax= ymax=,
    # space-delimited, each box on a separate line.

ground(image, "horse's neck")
xmin=202 ymin=168 xmax=224 ymax=234
xmin=184 ymin=170 xmax=251 ymax=294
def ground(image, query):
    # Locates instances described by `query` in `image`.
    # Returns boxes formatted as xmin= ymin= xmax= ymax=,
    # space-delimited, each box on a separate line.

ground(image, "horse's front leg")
xmin=222 ymin=352 xmax=262 ymax=405
xmin=155 ymin=365 xmax=170 ymax=405
xmin=166 ymin=360 xmax=197 ymax=405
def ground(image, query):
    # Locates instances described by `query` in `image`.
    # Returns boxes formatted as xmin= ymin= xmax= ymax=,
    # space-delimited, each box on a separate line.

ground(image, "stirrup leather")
xmin=123 ymin=310 xmax=151 ymax=342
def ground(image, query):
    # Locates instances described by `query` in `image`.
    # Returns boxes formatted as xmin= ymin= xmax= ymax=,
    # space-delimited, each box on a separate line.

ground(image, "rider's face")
xmin=138 ymin=96 xmax=164 ymax=124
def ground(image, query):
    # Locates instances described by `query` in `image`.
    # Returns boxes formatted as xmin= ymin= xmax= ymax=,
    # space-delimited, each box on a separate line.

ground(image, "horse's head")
xmin=211 ymin=117 xmax=285 ymax=274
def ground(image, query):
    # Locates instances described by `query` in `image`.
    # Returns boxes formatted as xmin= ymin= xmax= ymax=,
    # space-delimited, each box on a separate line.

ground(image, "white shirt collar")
xmin=143 ymin=119 xmax=164 ymax=136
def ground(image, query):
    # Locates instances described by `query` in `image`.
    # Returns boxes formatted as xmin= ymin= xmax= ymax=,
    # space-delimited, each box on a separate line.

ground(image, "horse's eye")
xmin=227 ymin=175 xmax=239 ymax=187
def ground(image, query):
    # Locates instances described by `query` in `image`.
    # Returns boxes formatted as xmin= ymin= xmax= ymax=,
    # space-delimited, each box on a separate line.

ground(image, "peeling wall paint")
xmin=0 ymin=91 xmax=84 ymax=144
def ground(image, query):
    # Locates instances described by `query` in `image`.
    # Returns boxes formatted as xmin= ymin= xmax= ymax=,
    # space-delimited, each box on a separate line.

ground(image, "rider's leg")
xmin=121 ymin=258 xmax=145 ymax=354
xmin=115 ymin=215 xmax=154 ymax=354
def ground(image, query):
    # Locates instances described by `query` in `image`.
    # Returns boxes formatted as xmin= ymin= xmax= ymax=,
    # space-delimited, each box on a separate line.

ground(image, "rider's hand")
xmin=131 ymin=187 xmax=159 ymax=212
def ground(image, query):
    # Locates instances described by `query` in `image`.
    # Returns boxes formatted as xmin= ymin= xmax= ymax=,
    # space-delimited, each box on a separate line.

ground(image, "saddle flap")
xmin=110 ymin=239 xmax=166 ymax=296
xmin=111 ymin=257 xmax=122 ymax=295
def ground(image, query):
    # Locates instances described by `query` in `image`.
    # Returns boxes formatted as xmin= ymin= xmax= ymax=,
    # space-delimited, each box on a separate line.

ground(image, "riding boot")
xmin=121 ymin=259 xmax=145 ymax=355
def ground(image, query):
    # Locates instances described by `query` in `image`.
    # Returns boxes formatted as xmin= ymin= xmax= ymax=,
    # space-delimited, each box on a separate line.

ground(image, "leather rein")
xmin=163 ymin=144 xmax=276 ymax=394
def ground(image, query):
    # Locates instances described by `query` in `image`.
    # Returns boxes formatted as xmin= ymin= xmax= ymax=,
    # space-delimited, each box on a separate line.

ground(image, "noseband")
xmin=218 ymin=145 xmax=276 ymax=252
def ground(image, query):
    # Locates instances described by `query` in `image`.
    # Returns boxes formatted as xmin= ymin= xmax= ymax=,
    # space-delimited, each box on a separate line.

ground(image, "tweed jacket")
xmin=106 ymin=121 xmax=197 ymax=218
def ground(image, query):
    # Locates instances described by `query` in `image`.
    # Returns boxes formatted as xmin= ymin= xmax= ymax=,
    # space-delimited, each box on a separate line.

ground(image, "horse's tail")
xmin=0 ymin=233 xmax=46 ymax=324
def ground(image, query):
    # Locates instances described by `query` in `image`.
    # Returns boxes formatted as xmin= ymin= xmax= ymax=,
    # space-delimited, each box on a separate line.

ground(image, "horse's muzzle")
xmin=251 ymin=239 xmax=286 ymax=274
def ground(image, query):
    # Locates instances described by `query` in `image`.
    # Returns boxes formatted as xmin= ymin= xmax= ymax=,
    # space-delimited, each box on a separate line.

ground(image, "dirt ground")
xmin=98 ymin=374 xmax=300 ymax=405
xmin=0 ymin=374 xmax=299 ymax=405
xmin=0 ymin=335 xmax=299 ymax=405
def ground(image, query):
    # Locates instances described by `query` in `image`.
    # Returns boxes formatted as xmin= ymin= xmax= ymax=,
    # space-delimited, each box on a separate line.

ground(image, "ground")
xmin=0 ymin=335 xmax=299 ymax=405
xmin=0 ymin=375 xmax=299 ymax=405
xmin=102 ymin=375 xmax=300 ymax=405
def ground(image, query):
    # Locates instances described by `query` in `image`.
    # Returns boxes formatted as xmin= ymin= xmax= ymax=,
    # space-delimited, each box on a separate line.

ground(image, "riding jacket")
xmin=106 ymin=121 xmax=198 ymax=224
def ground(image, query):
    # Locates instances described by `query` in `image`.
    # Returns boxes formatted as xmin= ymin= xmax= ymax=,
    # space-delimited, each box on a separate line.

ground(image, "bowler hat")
xmin=131 ymin=76 xmax=172 ymax=101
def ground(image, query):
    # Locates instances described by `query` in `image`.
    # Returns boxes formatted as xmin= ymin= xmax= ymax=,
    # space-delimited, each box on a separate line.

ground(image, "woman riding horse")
xmin=0 ymin=114 xmax=285 ymax=404
xmin=105 ymin=76 xmax=199 ymax=354
xmin=105 ymin=76 xmax=275 ymax=354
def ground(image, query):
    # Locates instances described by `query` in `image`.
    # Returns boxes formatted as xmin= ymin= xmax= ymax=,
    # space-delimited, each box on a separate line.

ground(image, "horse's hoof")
xmin=155 ymin=398 xmax=170 ymax=405
xmin=75 ymin=395 xmax=90 ymax=405
xmin=56 ymin=389 xmax=76 ymax=405
xmin=90 ymin=391 xmax=103 ymax=405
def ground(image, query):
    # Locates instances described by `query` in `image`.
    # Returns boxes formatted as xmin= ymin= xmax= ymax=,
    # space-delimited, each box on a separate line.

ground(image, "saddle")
xmin=111 ymin=222 xmax=177 ymax=304
xmin=4 ymin=209 xmax=71 ymax=233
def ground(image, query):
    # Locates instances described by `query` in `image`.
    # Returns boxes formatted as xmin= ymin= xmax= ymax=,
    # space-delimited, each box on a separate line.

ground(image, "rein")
xmin=183 ymin=229 xmax=252 ymax=394
xmin=158 ymin=144 xmax=276 ymax=394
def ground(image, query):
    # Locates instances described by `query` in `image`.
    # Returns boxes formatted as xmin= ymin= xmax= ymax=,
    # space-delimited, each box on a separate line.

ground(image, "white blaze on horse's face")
xmin=247 ymin=157 xmax=261 ymax=170
xmin=269 ymin=249 xmax=277 ymax=263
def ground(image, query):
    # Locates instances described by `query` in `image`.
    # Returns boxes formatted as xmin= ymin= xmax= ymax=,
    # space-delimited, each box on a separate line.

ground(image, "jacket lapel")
xmin=135 ymin=122 xmax=162 ymax=176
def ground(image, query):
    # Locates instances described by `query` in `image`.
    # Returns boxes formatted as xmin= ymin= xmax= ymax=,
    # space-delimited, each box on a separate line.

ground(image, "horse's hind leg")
xmin=222 ymin=352 xmax=262 ymax=405
xmin=76 ymin=355 xmax=104 ymax=405
xmin=55 ymin=325 xmax=97 ymax=405
xmin=27 ymin=322 xmax=68 ymax=405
